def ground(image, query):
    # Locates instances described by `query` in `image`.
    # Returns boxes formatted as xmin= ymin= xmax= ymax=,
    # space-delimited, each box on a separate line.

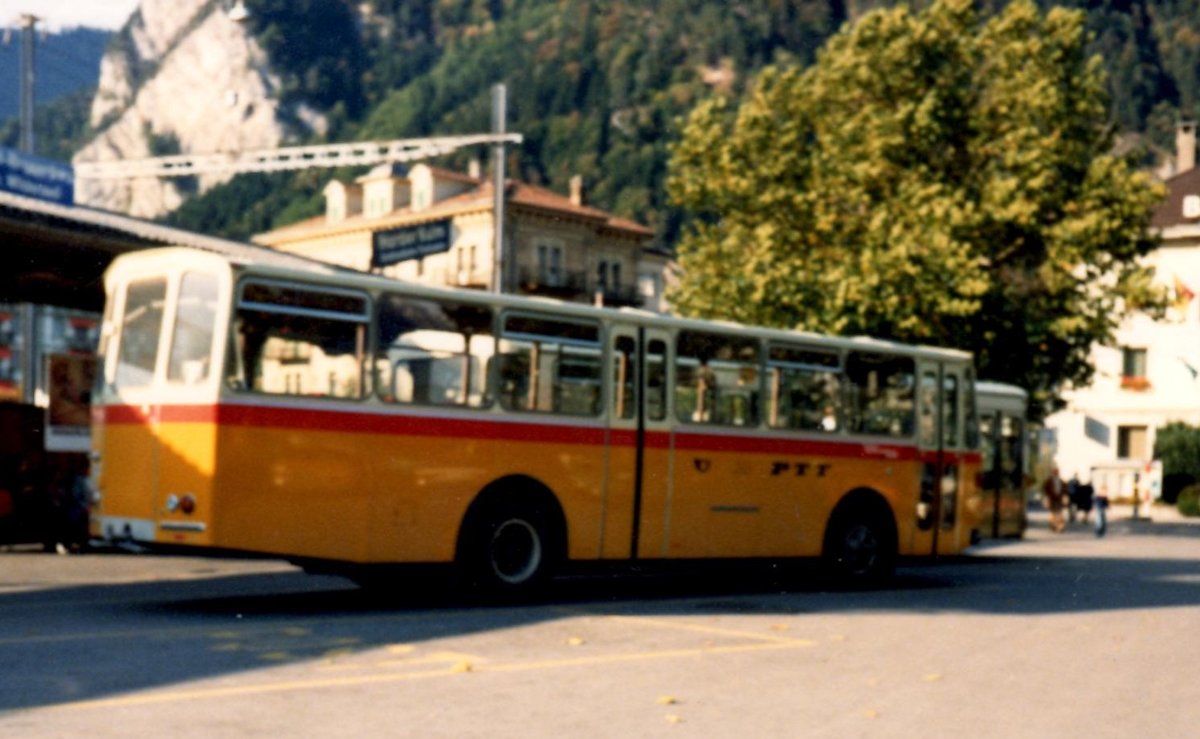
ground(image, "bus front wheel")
xmin=458 ymin=499 xmax=557 ymax=596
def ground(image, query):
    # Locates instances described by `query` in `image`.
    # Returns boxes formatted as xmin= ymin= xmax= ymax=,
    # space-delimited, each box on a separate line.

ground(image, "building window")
xmin=537 ymin=244 xmax=563 ymax=286
xmin=596 ymin=259 xmax=622 ymax=296
xmin=1117 ymin=425 xmax=1149 ymax=460
xmin=1121 ymin=347 xmax=1148 ymax=390
xmin=455 ymin=245 xmax=480 ymax=285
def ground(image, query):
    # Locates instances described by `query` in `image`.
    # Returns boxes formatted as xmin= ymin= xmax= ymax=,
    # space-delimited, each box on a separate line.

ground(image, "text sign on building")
xmin=372 ymin=219 xmax=452 ymax=268
xmin=0 ymin=147 xmax=74 ymax=206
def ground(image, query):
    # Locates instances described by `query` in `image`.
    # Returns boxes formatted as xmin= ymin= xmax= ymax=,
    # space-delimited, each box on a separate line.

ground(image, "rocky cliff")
xmin=73 ymin=0 xmax=324 ymax=218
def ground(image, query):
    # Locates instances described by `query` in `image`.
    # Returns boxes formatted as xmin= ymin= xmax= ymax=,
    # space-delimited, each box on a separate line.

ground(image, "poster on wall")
xmin=0 ymin=307 xmax=20 ymax=402
xmin=44 ymin=354 xmax=95 ymax=453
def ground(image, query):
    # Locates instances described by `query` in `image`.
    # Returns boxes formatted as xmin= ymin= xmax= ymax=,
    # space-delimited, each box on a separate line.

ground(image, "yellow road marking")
xmin=602 ymin=613 xmax=813 ymax=646
xmin=64 ymin=639 xmax=811 ymax=711
xmin=30 ymin=607 xmax=817 ymax=711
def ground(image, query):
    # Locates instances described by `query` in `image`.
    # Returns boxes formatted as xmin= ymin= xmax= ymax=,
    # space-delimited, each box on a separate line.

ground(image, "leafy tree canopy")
xmin=668 ymin=0 xmax=1166 ymax=415
xmin=1153 ymin=422 xmax=1200 ymax=499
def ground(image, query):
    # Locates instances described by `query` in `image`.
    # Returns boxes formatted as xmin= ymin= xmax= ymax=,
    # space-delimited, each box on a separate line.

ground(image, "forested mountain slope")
xmin=67 ymin=0 xmax=1200 ymax=242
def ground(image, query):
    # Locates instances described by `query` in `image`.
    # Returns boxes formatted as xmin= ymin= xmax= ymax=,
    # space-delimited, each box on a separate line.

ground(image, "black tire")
xmin=822 ymin=502 xmax=896 ymax=588
xmin=459 ymin=499 xmax=557 ymax=596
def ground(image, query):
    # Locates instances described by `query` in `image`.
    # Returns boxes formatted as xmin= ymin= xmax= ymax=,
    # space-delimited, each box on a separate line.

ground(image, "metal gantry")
xmin=73 ymin=134 xmax=523 ymax=181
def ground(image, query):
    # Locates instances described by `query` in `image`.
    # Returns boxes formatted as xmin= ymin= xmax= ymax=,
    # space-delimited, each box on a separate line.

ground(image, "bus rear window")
xmin=115 ymin=278 xmax=167 ymax=388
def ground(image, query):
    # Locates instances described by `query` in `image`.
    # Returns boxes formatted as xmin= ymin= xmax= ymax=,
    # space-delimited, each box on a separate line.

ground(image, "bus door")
xmin=914 ymin=362 xmax=965 ymax=556
xmin=983 ymin=408 xmax=1025 ymax=538
xmin=604 ymin=327 xmax=673 ymax=559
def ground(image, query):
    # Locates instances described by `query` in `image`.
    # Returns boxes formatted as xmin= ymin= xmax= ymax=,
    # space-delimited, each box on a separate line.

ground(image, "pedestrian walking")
xmin=1044 ymin=468 xmax=1067 ymax=533
xmin=1076 ymin=479 xmax=1094 ymax=524
xmin=1094 ymin=486 xmax=1109 ymax=537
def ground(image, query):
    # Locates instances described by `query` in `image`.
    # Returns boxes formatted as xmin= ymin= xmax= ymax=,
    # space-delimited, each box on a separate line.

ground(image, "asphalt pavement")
xmin=2 ymin=503 xmax=1200 ymax=737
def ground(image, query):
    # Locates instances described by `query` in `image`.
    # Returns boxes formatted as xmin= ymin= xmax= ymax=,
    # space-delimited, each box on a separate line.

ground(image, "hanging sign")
xmin=0 ymin=147 xmax=74 ymax=205
xmin=372 ymin=219 xmax=452 ymax=267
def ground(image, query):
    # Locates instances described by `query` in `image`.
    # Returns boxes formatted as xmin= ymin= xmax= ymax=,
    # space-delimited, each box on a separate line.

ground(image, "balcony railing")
xmin=517 ymin=266 xmax=587 ymax=296
xmin=593 ymin=283 xmax=642 ymax=307
xmin=446 ymin=270 xmax=490 ymax=289
xmin=515 ymin=267 xmax=643 ymax=307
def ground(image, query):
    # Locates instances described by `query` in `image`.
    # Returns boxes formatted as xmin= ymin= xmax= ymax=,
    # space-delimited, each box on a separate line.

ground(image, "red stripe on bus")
xmin=100 ymin=403 xmax=608 ymax=446
xmin=96 ymin=403 xmax=975 ymax=462
xmin=218 ymin=404 xmax=609 ymax=446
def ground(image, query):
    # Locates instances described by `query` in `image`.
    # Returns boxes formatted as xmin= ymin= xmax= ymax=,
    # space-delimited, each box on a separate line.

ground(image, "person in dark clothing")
xmin=1067 ymin=475 xmax=1081 ymax=522
xmin=1075 ymin=480 xmax=1095 ymax=524
xmin=1095 ymin=486 xmax=1109 ymax=537
xmin=1044 ymin=469 xmax=1066 ymax=533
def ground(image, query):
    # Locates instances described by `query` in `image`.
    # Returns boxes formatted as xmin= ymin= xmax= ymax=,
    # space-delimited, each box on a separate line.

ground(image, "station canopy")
xmin=0 ymin=190 xmax=344 ymax=313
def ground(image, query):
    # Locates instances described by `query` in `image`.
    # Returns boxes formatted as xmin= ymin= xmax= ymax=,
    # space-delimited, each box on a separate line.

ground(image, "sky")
xmin=1 ymin=0 xmax=140 ymax=31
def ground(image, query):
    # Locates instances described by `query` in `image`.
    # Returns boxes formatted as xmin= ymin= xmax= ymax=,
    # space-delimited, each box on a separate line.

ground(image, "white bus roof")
xmin=976 ymin=381 xmax=1028 ymax=400
xmin=109 ymin=246 xmax=975 ymax=364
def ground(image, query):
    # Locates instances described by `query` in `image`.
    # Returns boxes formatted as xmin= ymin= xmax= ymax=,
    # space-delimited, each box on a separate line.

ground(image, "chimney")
xmin=1178 ymin=121 xmax=1196 ymax=175
xmin=468 ymin=158 xmax=481 ymax=179
xmin=569 ymin=174 xmax=584 ymax=206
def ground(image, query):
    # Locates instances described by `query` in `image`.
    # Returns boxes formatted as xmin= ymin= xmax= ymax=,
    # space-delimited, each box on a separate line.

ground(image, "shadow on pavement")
xmin=2 ymin=518 xmax=1200 ymax=714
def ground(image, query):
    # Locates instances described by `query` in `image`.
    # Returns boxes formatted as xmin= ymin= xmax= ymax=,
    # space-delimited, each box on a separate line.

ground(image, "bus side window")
xmin=612 ymin=336 xmax=636 ymax=421
xmin=919 ymin=371 xmax=938 ymax=446
xmin=231 ymin=281 xmax=368 ymax=400
xmin=675 ymin=331 xmax=760 ymax=426
xmin=765 ymin=344 xmax=841 ymax=432
xmin=845 ymin=352 xmax=915 ymax=438
xmin=497 ymin=314 xmax=602 ymax=416
xmin=375 ymin=295 xmax=493 ymax=408
xmin=942 ymin=374 xmax=959 ymax=447
xmin=646 ymin=339 xmax=668 ymax=422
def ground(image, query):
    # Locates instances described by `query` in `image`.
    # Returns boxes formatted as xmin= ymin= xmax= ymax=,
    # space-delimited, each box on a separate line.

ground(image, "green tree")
xmin=1153 ymin=422 xmax=1200 ymax=503
xmin=668 ymin=0 xmax=1165 ymax=415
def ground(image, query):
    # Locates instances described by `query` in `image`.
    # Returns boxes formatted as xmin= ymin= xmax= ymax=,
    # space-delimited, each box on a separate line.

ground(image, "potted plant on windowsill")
xmin=1120 ymin=375 xmax=1151 ymax=391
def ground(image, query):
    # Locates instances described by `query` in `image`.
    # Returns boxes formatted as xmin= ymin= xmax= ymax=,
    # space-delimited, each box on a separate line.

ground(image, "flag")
xmin=1173 ymin=275 xmax=1195 ymax=314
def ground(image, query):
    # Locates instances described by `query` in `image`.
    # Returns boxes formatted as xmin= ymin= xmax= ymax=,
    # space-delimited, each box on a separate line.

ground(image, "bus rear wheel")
xmin=459 ymin=500 xmax=556 ymax=597
xmin=822 ymin=501 xmax=896 ymax=588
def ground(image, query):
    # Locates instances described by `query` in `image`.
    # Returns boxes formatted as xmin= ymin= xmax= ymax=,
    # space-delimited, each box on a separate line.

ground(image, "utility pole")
xmin=491 ymin=83 xmax=508 ymax=294
xmin=17 ymin=14 xmax=38 ymax=154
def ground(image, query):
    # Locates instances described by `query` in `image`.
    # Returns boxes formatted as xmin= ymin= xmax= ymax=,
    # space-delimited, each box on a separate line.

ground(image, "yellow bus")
xmin=89 ymin=246 xmax=982 ymax=591
xmin=974 ymin=381 xmax=1030 ymax=539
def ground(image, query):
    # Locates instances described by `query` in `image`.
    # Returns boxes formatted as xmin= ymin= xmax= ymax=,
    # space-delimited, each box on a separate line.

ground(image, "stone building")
xmin=253 ymin=163 xmax=672 ymax=312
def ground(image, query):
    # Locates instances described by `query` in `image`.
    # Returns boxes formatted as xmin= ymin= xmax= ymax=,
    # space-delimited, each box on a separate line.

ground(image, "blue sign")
xmin=0 ymin=147 xmax=74 ymax=205
xmin=373 ymin=219 xmax=452 ymax=267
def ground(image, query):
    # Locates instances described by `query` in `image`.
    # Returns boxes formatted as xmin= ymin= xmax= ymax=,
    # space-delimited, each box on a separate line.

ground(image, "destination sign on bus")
xmin=372 ymin=219 xmax=451 ymax=267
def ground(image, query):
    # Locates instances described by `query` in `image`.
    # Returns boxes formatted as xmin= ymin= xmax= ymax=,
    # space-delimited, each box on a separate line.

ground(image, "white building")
xmin=1046 ymin=123 xmax=1200 ymax=499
